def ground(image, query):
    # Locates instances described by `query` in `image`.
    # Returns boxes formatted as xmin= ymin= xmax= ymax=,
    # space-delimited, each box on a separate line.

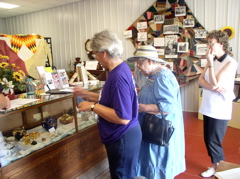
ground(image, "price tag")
xmin=48 ymin=127 xmax=55 ymax=133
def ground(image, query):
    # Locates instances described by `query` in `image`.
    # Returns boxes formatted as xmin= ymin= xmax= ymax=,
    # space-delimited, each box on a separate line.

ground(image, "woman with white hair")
xmin=127 ymin=45 xmax=186 ymax=179
xmin=74 ymin=30 xmax=142 ymax=179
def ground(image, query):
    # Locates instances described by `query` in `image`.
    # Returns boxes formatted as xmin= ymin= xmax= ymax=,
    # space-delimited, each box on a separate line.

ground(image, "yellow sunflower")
xmin=0 ymin=62 xmax=9 ymax=68
xmin=0 ymin=55 xmax=9 ymax=59
xmin=0 ymin=55 xmax=26 ymax=93
xmin=18 ymin=70 xmax=25 ymax=75
xmin=11 ymin=63 xmax=18 ymax=68
xmin=13 ymin=72 xmax=24 ymax=82
xmin=221 ymin=26 xmax=235 ymax=39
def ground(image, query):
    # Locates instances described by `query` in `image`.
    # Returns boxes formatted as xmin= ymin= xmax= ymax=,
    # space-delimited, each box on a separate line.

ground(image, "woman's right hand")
xmin=73 ymin=86 xmax=88 ymax=99
xmin=206 ymin=48 xmax=214 ymax=65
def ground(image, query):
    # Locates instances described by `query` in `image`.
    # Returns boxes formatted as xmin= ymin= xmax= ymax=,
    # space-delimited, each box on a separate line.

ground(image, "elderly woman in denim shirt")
xmin=128 ymin=45 xmax=186 ymax=179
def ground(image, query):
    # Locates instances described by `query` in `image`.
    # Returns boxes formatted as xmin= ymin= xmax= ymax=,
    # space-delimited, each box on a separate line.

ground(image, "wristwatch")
xmin=91 ymin=102 xmax=97 ymax=111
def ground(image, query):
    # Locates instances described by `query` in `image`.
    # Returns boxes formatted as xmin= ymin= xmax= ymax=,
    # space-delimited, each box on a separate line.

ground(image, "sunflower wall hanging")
xmin=221 ymin=26 xmax=235 ymax=39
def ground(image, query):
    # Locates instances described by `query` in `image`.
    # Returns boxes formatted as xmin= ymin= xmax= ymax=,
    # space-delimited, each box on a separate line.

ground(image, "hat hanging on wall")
xmin=221 ymin=26 xmax=235 ymax=39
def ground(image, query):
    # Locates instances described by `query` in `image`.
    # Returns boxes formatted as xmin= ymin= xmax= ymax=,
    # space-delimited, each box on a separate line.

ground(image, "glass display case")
xmin=0 ymin=94 xmax=77 ymax=167
xmin=0 ymin=84 xmax=106 ymax=179
xmin=0 ymin=82 xmax=105 ymax=168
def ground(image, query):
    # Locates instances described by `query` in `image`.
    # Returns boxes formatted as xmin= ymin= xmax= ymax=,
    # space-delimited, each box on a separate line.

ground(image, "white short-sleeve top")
xmin=199 ymin=54 xmax=238 ymax=120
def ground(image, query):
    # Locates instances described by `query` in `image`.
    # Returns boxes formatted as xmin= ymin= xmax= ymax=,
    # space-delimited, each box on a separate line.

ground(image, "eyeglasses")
xmin=136 ymin=59 xmax=147 ymax=68
xmin=91 ymin=51 xmax=103 ymax=59
xmin=207 ymin=42 xmax=216 ymax=46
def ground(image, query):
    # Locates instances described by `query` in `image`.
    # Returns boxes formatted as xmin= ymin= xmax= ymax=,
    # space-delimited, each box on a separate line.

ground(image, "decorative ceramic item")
xmin=12 ymin=126 xmax=26 ymax=141
xmin=22 ymin=134 xmax=31 ymax=145
xmin=67 ymin=107 xmax=74 ymax=116
xmin=58 ymin=113 xmax=74 ymax=124
xmin=29 ymin=131 xmax=40 ymax=140
xmin=42 ymin=116 xmax=57 ymax=131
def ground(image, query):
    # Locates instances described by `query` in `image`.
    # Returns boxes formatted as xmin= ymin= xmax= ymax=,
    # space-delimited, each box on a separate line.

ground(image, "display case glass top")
xmin=0 ymin=93 xmax=73 ymax=116
xmin=0 ymin=92 xmax=98 ymax=168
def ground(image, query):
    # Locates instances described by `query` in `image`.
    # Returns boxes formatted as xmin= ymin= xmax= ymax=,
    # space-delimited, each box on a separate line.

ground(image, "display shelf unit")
xmin=0 ymin=93 xmax=106 ymax=179
xmin=0 ymin=94 xmax=78 ymax=136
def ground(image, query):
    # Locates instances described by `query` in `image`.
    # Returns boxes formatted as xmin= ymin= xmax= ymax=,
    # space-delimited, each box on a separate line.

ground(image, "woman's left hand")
xmin=78 ymin=101 xmax=94 ymax=112
xmin=214 ymin=86 xmax=227 ymax=94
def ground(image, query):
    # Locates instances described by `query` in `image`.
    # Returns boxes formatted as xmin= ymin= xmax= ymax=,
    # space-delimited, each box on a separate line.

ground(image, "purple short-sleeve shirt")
xmin=98 ymin=62 xmax=138 ymax=144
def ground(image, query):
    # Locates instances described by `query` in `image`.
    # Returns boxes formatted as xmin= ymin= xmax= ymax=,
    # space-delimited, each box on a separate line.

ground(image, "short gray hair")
xmin=90 ymin=29 xmax=123 ymax=59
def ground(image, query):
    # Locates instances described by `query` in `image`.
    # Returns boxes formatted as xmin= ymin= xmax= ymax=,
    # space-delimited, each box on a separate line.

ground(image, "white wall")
xmin=0 ymin=19 xmax=4 ymax=32
xmin=1 ymin=0 xmax=156 ymax=71
xmin=1 ymin=0 xmax=239 ymax=112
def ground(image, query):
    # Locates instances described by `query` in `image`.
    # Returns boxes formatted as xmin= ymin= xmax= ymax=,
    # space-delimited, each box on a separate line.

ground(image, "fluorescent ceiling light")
xmin=0 ymin=2 xmax=19 ymax=9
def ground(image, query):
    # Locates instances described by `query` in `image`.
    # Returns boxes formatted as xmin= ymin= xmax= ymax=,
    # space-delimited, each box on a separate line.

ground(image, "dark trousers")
xmin=203 ymin=115 xmax=228 ymax=164
xmin=105 ymin=123 xmax=142 ymax=179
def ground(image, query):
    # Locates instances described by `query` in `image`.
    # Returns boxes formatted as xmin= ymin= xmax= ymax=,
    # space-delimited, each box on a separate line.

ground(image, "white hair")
xmin=90 ymin=29 xmax=123 ymax=60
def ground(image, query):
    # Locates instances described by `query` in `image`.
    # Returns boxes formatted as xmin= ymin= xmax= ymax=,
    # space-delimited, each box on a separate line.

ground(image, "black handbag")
xmin=141 ymin=105 xmax=175 ymax=146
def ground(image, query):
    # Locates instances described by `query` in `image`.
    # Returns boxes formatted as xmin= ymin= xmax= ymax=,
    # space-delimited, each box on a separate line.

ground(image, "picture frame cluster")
xmin=125 ymin=0 xmax=208 ymax=85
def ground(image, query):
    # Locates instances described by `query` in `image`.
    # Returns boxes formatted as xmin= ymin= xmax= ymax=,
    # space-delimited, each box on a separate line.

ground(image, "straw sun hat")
xmin=127 ymin=45 xmax=166 ymax=63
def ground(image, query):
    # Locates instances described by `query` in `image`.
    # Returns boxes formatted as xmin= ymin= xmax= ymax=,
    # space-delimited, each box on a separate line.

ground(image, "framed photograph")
xmin=137 ymin=22 xmax=147 ymax=29
xmin=57 ymin=69 xmax=69 ymax=88
xmin=163 ymin=24 xmax=179 ymax=35
xmin=137 ymin=32 xmax=147 ymax=41
xmin=175 ymin=6 xmax=186 ymax=17
xmin=154 ymin=37 xmax=164 ymax=47
xmin=165 ymin=35 xmax=178 ymax=46
xmin=124 ymin=30 xmax=132 ymax=38
xmin=76 ymin=65 xmax=88 ymax=86
xmin=194 ymin=29 xmax=207 ymax=38
xmin=165 ymin=35 xmax=178 ymax=58
xmin=43 ymin=72 xmax=55 ymax=90
xmin=183 ymin=18 xmax=195 ymax=28
xmin=154 ymin=15 xmax=164 ymax=24
xmin=177 ymin=42 xmax=189 ymax=53
xmin=196 ymin=44 xmax=208 ymax=56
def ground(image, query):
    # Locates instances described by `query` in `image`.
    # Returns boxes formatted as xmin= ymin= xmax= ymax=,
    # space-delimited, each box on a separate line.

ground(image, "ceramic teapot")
xmin=42 ymin=116 xmax=57 ymax=131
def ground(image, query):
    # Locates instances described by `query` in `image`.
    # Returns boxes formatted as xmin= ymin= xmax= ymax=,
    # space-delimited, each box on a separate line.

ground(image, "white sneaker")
xmin=201 ymin=167 xmax=215 ymax=177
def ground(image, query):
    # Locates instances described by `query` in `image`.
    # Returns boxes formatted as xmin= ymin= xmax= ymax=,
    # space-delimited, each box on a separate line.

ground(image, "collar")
xmin=214 ymin=53 xmax=227 ymax=62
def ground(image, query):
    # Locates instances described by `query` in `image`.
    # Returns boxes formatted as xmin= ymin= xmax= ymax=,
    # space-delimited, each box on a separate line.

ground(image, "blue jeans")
xmin=105 ymin=123 xmax=142 ymax=179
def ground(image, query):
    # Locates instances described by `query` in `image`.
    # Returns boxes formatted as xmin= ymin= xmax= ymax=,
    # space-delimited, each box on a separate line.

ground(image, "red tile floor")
xmin=87 ymin=112 xmax=240 ymax=179
xmin=175 ymin=112 xmax=240 ymax=179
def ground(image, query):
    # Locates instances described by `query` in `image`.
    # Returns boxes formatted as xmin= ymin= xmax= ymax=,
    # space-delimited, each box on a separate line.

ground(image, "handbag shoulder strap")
xmin=156 ymin=103 xmax=165 ymax=119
